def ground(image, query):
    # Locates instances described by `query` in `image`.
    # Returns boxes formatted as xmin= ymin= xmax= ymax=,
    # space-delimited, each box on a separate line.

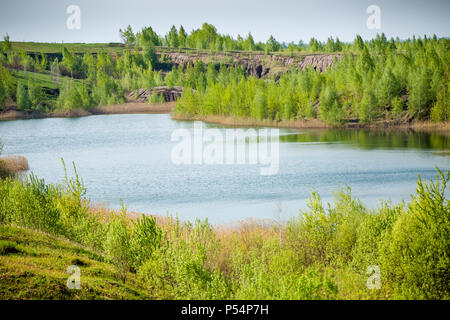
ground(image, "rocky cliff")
xmin=158 ymin=51 xmax=342 ymax=78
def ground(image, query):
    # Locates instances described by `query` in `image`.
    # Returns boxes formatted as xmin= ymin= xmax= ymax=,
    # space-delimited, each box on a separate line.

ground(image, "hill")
xmin=0 ymin=225 xmax=149 ymax=299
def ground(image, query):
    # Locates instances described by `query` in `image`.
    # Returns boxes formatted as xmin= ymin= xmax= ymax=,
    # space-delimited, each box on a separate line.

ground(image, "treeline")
xmin=175 ymin=35 xmax=450 ymax=123
xmin=120 ymin=22 xmax=346 ymax=53
xmin=0 ymin=158 xmax=448 ymax=299
xmin=1 ymin=31 xmax=449 ymax=124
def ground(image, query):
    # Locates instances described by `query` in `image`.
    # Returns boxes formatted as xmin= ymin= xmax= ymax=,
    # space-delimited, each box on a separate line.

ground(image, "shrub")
xmin=138 ymin=239 xmax=230 ymax=299
xmin=130 ymin=214 xmax=163 ymax=270
xmin=104 ymin=204 xmax=133 ymax=283
xmin=379 ymin=170 xmax=450 ymax=299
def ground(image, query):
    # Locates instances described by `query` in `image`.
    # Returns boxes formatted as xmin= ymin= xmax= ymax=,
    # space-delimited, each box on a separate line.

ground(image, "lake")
xmin=0 ymin=114 xmax=449 ymax=224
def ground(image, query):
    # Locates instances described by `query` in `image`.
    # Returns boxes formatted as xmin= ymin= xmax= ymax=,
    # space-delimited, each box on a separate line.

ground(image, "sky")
xmin=0 ymin=0 xmax=449 ymax=43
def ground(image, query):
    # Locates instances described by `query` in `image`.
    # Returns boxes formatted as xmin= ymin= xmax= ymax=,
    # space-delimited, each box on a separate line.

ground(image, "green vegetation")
xmin=0 ymin=157 xmax=448 ymax=299
xmin=0 ymin=26 xmax=448 ymax=124
xmin=0 ymin=225 xmax=149 ymax=299
xmin=175 ymin=35 xmax=449 ymax=124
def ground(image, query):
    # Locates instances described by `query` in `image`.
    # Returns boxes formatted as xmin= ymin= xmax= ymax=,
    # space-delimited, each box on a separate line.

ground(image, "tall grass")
xmin=0 ymin=155 xmax=29 ymax=178
xmin=0 ymin=162 xmax=448 ymax=300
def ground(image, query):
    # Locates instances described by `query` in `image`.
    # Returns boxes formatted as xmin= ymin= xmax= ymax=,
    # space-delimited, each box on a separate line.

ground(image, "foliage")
xmin=0 ymin=164 xmax=448 ymax=299
xmin=175 ymin=36 xmax=449 ymax=125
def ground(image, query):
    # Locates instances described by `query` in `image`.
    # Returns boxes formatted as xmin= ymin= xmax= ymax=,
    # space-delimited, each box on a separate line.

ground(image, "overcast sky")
xmin=0 ymin=0 xmax=449 ymax=43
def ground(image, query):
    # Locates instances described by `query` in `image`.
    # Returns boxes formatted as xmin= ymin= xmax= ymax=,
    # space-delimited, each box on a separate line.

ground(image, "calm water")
xmin=0 ymin=114 xmax=449 ymax=224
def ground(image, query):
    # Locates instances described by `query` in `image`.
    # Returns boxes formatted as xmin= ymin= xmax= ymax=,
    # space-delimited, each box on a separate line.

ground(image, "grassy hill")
xmin=0 ymin=225 xmax=149 ymax=300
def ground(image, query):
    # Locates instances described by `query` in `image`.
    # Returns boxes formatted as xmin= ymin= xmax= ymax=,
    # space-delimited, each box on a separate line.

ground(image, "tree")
xmin=377 ymin=67 xmax=401 ymax=105
xmin=266 ymin=35 xmax=281 ymax=53
xmin=61 ymin=47 xmax=84 ymax=78
xmin=358 ymin=46 xmax=374 ymax=73
xmin=27 ymin=78 xmax=43 ymax=111
xmin=178 ymin=25 xmax=187 ymax=47
xmin=39 ymin=50 xmax=47 ymax=70
xmin=119 ymin=25 xmax=136 ymax=47
xmin=244 ymin=33 xmax=256 ymax=51
xmin=407 ymin=67 xmax=432 ymax=117
xmin=143 ymin=43 xmax=158 ymax=69
xmin=16 ymin=83 xmax=31 ymax=111
xmin=308 ymin=38 xmax=322 ymax=53
xmin=2 ymin=34 xmax=12 ymax=52
xmin=430 ymin=84 xmax=449 ymax=122
xmin=167 ymin=25 xmax=179 ymax=48
xmin=137 ymin=26 xmax=160 ymax=47
xmin=358 ymin=88 xmax=378 ymax=123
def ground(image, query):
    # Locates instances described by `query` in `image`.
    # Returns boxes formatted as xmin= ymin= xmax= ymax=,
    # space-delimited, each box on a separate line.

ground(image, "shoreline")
xmin=171 ymin=113 xmax=450 ymax=134
xmin=2 ymin=102 xmax=450 ymax=134
xmin=0 ymin=102 xmax=175 ymax=121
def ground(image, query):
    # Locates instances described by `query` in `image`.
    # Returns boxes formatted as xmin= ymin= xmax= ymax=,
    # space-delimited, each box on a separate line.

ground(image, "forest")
xmin=0 ymin=23 xmax=448 ymax=125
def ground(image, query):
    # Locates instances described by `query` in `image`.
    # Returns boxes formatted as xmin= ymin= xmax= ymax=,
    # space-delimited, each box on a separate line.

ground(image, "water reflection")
xmin=279 ymin=129 xmax=450 ymax=150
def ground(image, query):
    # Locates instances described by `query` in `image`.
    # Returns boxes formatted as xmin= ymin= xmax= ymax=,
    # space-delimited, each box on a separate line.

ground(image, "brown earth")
xmin=0 ymin=102 xmax=176 ymax=121
xmin=159 ymin=51 xmax=342 ymax=78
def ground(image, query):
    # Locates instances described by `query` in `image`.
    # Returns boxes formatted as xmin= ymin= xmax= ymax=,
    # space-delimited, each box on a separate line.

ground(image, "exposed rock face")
xmin=158 ymin=51 xmax=342 ymax=78
xmin=128 ymin=86 xmax=183 ymax=103
xmin=271 ymin=54 xmax=341 ymax=72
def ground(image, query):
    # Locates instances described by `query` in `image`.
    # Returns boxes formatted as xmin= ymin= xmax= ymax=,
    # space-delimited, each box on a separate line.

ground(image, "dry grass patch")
xmin=0 ymin=155 xmax=29 ymax=174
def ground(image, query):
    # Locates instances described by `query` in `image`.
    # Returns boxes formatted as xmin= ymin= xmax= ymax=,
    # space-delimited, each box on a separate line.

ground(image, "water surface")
xmin=0 ymin=114 xmax=448 ymax=223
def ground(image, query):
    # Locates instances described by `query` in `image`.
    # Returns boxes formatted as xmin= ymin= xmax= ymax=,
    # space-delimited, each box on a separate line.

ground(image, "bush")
xmin=104 ymin=204 xmax=133 ymax=283
xmin=138 ymin=239 xmax=230 ymax=299
xmin=379 ymin=170 xmax=450 ymax=299
xmin=130 ymin=214 xmax=163 ymax=269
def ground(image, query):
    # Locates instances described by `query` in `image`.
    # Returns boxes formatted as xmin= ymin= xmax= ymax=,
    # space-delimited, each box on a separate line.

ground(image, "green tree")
xmin=119 ymin=25 xmax=136 ymax=47
xmin=143 ymin=43 xmax=158 ymax=69
xmin=178 ymin=25 xmax=187 ymax=47
xmin=266 ymin=35 xmax=281 ymax=53
xmin=27 ymin=78 xmax=43 ymax=111
xmin=167 ymin=25 xmax=179 ymax=48
xmin=16 ymin=83 xmax=31 ymax=111
xmin=357 ymin=88 xmax=378 ymax=123
xmin=2 ymin=34 xmax=12 ymax=52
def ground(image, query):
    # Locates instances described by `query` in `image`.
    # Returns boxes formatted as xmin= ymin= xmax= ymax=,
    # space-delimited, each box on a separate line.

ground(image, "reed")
xmin=0 ymin=155 xmax=29 ymax=176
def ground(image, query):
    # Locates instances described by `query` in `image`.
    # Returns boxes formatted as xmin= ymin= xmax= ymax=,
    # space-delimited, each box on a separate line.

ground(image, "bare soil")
xmin=0 ymin=102 xmax=176 ymax=121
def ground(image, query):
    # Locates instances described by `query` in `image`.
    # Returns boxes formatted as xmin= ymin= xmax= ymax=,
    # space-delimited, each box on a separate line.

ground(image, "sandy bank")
xmin=0 ymin=102 xmax=175 ymax=121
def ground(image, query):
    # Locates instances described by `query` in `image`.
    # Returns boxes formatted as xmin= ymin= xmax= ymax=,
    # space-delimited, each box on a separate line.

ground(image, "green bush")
xmin=379 ymin=170 xmax=450 ymax=299
xmin=130 ymin=214 xmax=163 ymax=269
xmin=138 ymin=239 xmax=230 ymax=299
xmin=104 ymin=204 xmax=133 ymax=283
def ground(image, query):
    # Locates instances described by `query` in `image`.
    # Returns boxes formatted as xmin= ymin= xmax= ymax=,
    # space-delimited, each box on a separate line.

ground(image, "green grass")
xmin=11 ymin=42 xmax=127 ymax=55
xmin=0 ymin=225 xmax=150 ymax=300
xmin=14 ymin=70 xmax=84 ymax=91
xmin=15 ymin=70 xmax=60 ymax=89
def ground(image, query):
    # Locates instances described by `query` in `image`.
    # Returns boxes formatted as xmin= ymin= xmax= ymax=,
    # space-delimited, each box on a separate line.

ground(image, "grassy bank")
xmin=0 ymin=160 xmax=448 ymax=300
xmin=0 ymin=225 xmax=149 ymax=299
